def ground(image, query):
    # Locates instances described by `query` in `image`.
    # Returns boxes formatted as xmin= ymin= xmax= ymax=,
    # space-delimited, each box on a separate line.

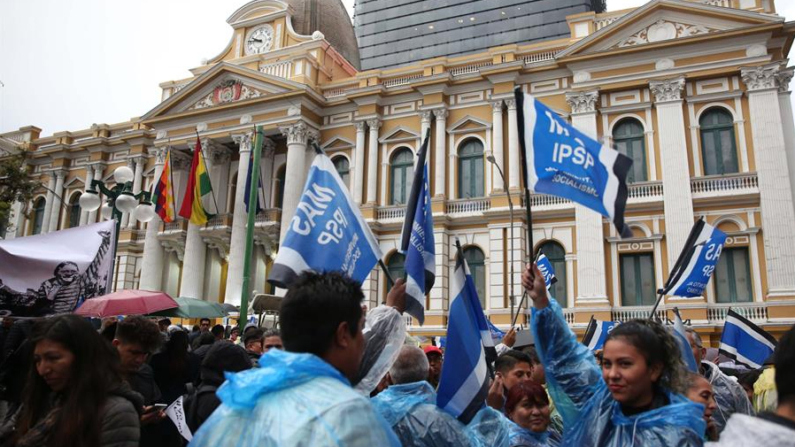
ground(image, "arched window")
xmin=620 ymin=252 xmax=656 ymax=306
xmin=31 ymin=197 xmax=46 ymax=235
xmin=274 ymin=166 xmax=286 ymax=209
xmin=538 ymin=241 xmax=567 ymax=307
xmin=458 ymin=139 xmax=485 ymax=198
xmin=67 ymin=192 xmax=82 ymax=229
xmin=700 ymin=108 xmax=738 ymax=176
xmin=386 ymin=252 xmax=406 ymax=291
xmin=390 ymin=148 xmax=414 ymax=205
xmin=714 ymin=247 xmax=752 ymax=303
xmin=463 ymin=246 xmax=486 ymax=308
xmin=333 ymin=156 xmax=350 ymax=186
xmin=612 ymin=119 xmax=647 ymax=183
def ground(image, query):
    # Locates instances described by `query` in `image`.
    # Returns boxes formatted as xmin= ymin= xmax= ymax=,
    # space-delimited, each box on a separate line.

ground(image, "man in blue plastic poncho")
xmin=372 ymin=345 xmax=474 ymax=446
xmin=189 ymin=272 xmax=401 ymax=447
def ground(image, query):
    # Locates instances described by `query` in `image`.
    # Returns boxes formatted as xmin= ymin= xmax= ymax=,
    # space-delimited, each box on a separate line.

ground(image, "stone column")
xmin=650 ymin=77 xmax=695 ymax=269
xmin=742 ymin=64 xmax=795 ymax=298
xmin=124 ymin=156 xmax=146 ymax=229
xmin=505 ymin=99 xmax=521 ymax=190
xmin=87 ymin=164 xmax=105 ymax=224
xmin=777 ymin=69 xmax=795 ymax=214
xmin=179 ymin=140 xmax=210 ymax=300
xmin=47 ymin=169 xmax=66 ymax=233
xmin=490 ymin=100 xmax=505 ymax=193
xmin=420 ymin=110 xmax=432 ymax=142
xmin=279 ymin=122 xmax=318 ymax=240
xmin=205 ymin=140 xmax=232 ymax=215
xmin=41 ymin=174 xmax=56 ymax=233
xmin=433 ymin=109 xmax=448 ymax=197
xmin=366 ymin=119 xmax=381 ymax=204
xmin=566 ymin=90 xmax=608 ymax=304
xmin=353 ymin=121 xmax=367 ymax=204
xmin=79 ymin=166 xmax=95 ymax=226
xmin=139 ymin=147 xmax=168 ymax=291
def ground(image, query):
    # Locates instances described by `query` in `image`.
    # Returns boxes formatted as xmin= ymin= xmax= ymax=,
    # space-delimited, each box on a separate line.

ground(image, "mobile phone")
xmin=153 ymin=403 xmax=168 ymax=410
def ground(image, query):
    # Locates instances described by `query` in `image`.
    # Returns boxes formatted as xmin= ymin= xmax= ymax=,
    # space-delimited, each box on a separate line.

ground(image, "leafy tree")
xmin=0 ymin=151 xmax=40 ymax=236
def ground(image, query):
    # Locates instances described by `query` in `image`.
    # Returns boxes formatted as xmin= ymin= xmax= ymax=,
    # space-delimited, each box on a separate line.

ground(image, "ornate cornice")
xmin=432 ymin=108 xmax=449 ymax=120
xmin=778 ymin=69 xmax=794 ymax=94
xmin=366 ymin=119 xmax=382 ymax=131
xmin=741 ymin=64 xmax=780 ymax=92
xmin=649 ymin=77 xmax=685 ymax=103
xmin=565 ymin=90 xmax=599 ymax=114
xmin=490 ymin=100 xmax=504 ymax=112
xmin=419 ymin=110 xmax=433 ymax=124
xmin=504 ymin=98 xmax=517 ymax=111
xmin=170 ymin=150 xmax=193 ymax=171
xmin=232 ymin=133 xmax=253 ymax=153
xmin=354 ymin=121 xmax=367 ymax=132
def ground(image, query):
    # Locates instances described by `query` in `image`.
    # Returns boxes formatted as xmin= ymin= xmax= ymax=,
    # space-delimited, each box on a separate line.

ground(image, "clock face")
xmin=246 ymin=25 xmax=274 ymax=55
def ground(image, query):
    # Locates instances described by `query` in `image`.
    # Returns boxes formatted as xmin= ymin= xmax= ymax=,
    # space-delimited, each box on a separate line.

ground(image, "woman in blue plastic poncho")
xmin=505 ymin=381 xmax=561 ymax=446
xmin=521 ymin=264 xmax=706 ymax=446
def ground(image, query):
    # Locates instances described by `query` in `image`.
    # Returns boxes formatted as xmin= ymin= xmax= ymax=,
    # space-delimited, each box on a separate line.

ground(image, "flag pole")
xmin=195 ymin=131 xmax=220 ymax=218
xmin=239 ymin=127 xmax=263 ymax=326
xmin=512 ymin=87 xmax=536 ymax=328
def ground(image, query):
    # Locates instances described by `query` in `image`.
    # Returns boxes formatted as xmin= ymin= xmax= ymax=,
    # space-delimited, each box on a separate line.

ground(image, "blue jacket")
xmin=530 ymin=298 xmax=706 ymax=446
xmin=508 ymin=424 xmax=561 ymax=447
xmin=189 ymin=349 xmax=400 ymax=447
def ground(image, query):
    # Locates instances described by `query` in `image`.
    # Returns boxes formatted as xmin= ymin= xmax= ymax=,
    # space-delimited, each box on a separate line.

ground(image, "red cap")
xmin=424 ymin=345 xmax=443 ymax=356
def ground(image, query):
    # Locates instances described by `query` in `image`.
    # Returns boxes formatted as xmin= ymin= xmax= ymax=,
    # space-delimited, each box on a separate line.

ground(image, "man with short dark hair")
xmin=708 ymin=325 xmax=795 ymax=445
xmin=190 ymin=318 xmax=211 ymax=344
xmin=211 ymin=324 xmax=225 ymax=340
xmin=685 ymin=327 xmax=753 ymax=434
xmin=244 ymin=327 xmax=264 ymax=367
xmin=190 ymin=272 xmax=400 ymax=446
xmin=113 ymin=315 xmax=166 ymax=445
xmin=372 ymin=345 xmax=472 ymax=446
xmin=487 ymin=350 xmax=534 ymax=410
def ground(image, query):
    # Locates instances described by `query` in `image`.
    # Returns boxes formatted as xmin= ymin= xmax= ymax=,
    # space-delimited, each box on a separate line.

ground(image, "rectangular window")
xmin=715 ymin=247 xmax=752 ymax=303
xmin=620 ymin=253 xmax=656 ymax=306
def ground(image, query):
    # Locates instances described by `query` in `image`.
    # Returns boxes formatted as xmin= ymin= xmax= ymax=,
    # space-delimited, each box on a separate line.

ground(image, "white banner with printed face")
xmin=0 ymin=220 xmax=116 ymax=317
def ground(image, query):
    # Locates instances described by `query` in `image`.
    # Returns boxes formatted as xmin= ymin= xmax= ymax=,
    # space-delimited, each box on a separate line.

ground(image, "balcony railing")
xmin=529 ymin=193 xmax=571 ymax=208
xmin=691 ymin=173 xmax=759 ymax=197
xmin=563 ymin=309 xmax=576 ymax=325
xmin=450 ymin=61 xmax=493 ymax=77
xmin=708 ymin=303 xmax=768 ymax=323
xmin=259 ymin=60 xmax=292 ymax=79
xmin=594 ymin=14 xmax=625 ymax=30
xmin=446 ymin=198 xmax=490 ymax=215
xmin=611 ymin=306 xmax=666 ymax=322
xmin=204 ymin=214 xmax=231 ymax=228
xmin=627 ymin=181 xmax=663 ymax=201
xmin=383 ymin=73 xmax=424 ymax=88
xmin=377 ymin=205 xmax=406 ymax=221
xmin=522 ymin=51 xmax=557 ymax=65
xmin=324 ymin=84 xmax=359 ymax=98
xmin=255 ymin=209 xmax=282 ymax=224
xmin=701 ymin=0 xmax=730 ymax=7
xmin=161 ymin=218 xmax=188 ymax=233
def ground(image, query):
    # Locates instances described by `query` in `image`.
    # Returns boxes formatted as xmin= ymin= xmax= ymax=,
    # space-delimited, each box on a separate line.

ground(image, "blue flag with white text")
xmin=268 ymin=153 xmax=383 ymax=289
xmin=672 ymin=308 xmax=699 ymax=372
xmin=662 ymin=218 xmax=727 ymax=298
xmin=515 ymin=89 xmax=633 ymax=237
xmin=582 ymin=317 xmax=619 ymax=351
xmin=437 ymin=242 xmax=497 ymax=424
xmin=485 ymin=317 xmax=506 ymax=342
xmin=719 ymin=309 xmax=777 ymax=368
xmin=400 ymin=129 xmax=434 ymax=325
xmin=536 ymin=253 xmax=558 ymax=290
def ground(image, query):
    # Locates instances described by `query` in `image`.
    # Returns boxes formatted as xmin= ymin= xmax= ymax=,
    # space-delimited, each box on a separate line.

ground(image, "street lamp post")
xmin=78 ymin=166 xmax=156 ymax=290
xmin=486 ymin=153 xmax=516 ymax=325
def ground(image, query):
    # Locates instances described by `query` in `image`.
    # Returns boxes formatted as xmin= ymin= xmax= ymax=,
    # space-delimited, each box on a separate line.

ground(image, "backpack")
xmin=182 ymin=383 xmax=219 ymax=433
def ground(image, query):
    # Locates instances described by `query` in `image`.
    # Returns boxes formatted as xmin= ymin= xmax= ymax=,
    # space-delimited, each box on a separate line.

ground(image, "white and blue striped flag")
xmin=719 ymin=309 xmax=777 ymax=369
xmin=671 ymin=308 xmax=699 ymax=372
xmin=582 ymin=316 xmax=619 ymax=351
xmin=399 ymin=129 xmax=434 ymax=325
xmin=661 ymin=218 xmax=727 ymax=298
xmin=268 ymin=150 xmax=383 ymax=289
xmin=515 ymin=89 xmax=633 ymax=237
xmin=436 ymin=239 xmax=497 ymax=424
xmin=536 ymin=253 xmax=558 ymax=290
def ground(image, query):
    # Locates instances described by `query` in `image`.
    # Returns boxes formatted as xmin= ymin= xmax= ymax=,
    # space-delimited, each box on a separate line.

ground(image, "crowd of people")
xmin=0 ymin=264 xmax=791 ymax=446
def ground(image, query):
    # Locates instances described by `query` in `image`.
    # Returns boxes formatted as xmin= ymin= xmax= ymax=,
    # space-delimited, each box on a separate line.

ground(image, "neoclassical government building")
xmin=2 ymin=0 xmax=795 ymax=341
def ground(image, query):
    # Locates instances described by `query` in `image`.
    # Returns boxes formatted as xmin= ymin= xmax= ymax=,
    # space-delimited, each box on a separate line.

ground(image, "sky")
xmin=0 ymin=0 xmax=793 ymax=136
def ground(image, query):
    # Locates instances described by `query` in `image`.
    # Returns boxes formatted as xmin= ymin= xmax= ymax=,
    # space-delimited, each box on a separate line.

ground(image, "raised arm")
xmin=522 ymin=263 xmax=603 ymax=427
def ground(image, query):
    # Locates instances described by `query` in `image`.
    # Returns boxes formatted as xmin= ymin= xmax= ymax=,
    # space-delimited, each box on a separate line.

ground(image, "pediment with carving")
xmin=611 ymin=19 xmax=719 ymax=49
xmin=187 ymin=80 xmax=269 ymax=111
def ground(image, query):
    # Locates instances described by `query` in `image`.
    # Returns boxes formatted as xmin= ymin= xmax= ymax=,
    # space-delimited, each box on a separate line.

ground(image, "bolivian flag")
xmin=153 ymin=149 xmax=175 ymax=223
xmin=179 ymin=137 xmax=216 ymax=225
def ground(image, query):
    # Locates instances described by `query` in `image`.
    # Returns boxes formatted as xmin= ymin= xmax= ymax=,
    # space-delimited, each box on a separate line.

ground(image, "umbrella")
xmin=74 ymin=290 xmax=178 ymax=318
xmin=150 ymin=297 xmax=228 ymax=319
xmin=221 ymin=303 xmax=240 ymax=314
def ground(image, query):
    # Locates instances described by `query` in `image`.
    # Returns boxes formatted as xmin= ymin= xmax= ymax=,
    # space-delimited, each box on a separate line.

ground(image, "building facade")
xmin=2 ymin=0 xmax=795 ymax=344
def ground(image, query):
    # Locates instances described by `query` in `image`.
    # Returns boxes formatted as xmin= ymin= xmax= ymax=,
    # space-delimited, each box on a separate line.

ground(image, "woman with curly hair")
xmin=0 ymin=314 xmax=141 ymax=447
xmin=521 ymin=264 xmax=705 ymax=446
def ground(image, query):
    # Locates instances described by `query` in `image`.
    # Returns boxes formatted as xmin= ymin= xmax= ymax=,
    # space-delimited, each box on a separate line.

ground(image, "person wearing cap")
xmin=424 ymin=345 xmax=443 ymax=389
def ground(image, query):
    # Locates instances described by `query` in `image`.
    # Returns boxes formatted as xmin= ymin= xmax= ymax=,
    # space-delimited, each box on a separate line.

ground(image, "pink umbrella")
xmin=74 ymin=290 xmax=178 ymax=318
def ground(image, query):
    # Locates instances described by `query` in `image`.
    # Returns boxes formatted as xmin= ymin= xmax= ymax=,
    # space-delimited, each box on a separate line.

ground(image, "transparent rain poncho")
xmin=354 ymin=305 xmax=407 ymax=395
xmin=371 ymin=381 xmax=513 ymax=446
xmin=508 ymin=423 xmax=562 ymax=447
xmin=188 ymin=349 xmax=400 ymax=447
xmin=699 ymin=360 xmax=754 ymax=434
xmin=530 ymin=297 xmax=706 ymax=446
